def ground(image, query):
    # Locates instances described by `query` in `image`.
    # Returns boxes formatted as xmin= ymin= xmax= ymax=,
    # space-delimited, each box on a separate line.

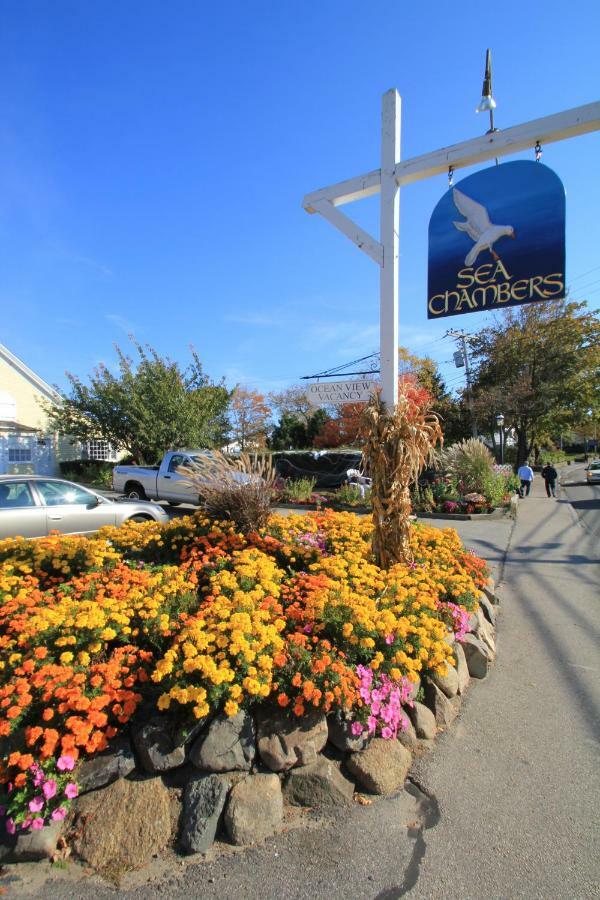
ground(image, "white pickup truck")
xmin=112 ymin=450 xmax=215 ymax=506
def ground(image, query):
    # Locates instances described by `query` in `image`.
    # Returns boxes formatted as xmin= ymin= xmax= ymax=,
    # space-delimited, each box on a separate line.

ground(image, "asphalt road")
xmin=559 ymin=462 xmax=600 ymax=538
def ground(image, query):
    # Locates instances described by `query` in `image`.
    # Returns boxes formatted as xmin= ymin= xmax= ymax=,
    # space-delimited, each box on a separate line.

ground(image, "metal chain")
xmin=535 ymin=141 xmax=543 ymax=162
xmin=448 ymin=165 xmax=454 ymax=187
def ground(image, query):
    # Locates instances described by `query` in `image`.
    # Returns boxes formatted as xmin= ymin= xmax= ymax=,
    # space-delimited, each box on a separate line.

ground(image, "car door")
xmin=0 ymin=480 xmax=46 ymax=539
xmin=156 ymin=454 xmax=199 ymax=503
xmin=32 ymin=480 xmax=117 ymax=535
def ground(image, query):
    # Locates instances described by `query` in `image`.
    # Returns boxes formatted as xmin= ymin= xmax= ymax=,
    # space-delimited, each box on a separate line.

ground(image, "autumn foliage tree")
xmin=229 ymin=387 xmax=271 ymax=451
xmin=469 ymin=300 xmax=600 ymax=466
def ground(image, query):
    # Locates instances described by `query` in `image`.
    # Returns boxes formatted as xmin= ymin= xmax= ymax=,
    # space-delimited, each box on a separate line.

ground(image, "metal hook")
xmin=535 ymin=141 xmax=543 ymax=162
xmin=448 ymin=166 xmax=454 ymax=187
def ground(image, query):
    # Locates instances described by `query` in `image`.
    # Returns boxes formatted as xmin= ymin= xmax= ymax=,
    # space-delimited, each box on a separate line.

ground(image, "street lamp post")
xmin=496 ymin=414 xmax=505 ymax=465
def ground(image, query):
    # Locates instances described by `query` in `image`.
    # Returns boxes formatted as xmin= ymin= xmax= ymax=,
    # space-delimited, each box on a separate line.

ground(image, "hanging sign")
xmin=306 ymin=379 xmax=378 ymax=406
xmin=427 ymin=160 xmax=565 ymax=319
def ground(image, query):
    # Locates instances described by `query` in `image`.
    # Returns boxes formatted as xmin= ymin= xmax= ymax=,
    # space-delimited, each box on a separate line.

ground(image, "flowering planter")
xmin=273 ymin=502 xmax=372 ymax=514
xmin=416 ymin=507 xmax=508 ymax=521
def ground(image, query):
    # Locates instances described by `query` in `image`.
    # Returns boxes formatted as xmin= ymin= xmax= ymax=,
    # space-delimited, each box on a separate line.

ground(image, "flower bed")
xmin=0 ymin=510 xmax=488 ymax=861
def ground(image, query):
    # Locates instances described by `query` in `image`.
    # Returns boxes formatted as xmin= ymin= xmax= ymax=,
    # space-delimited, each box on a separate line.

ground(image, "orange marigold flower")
xmin=7 ymin=706 xmax=21 ymax=720
xmin=277 ymin=693 xmax=290 ymax=707
xmin=34 ymin=647 xmax=48 ymax=659
xmin=17 ymin=753 xmax=34 ymax=770
xmin=14 ymin=772 xmax=27 ymax=788
xmin=42 ymin=708 xmax=55 ymax=721
xmin=26 ymin=726 xmax=43 ymax=746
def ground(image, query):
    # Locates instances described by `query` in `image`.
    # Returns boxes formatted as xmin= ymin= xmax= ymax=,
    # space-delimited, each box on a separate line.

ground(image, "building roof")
xmin=0 ymin=343 xmax=61 ymax=404
xmin=0 ymin=420 xmax=39 ymax=433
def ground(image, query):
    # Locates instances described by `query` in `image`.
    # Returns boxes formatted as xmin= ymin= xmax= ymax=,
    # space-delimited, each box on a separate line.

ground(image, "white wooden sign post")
xmin=303 ymin=95 xmax=600 ymax=411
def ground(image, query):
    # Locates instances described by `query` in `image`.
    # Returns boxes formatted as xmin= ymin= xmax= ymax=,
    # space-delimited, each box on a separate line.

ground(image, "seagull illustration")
xmin=452 ymin=188 xmax=516 ymax=266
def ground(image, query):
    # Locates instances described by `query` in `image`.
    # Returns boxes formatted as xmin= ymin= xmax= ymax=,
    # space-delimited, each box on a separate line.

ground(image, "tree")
xmin=229 ymin=388 xmax=271 ymax=451
xmin=313 ymin=403 xmax=364 ymax=449
xmin=398 ymin=347 xmax=471 ymax=446
xmin=269 ymin=409 xmax=330 ymax=450
xmin=45 ymin=341 xmax=231 ymax=465
xmin=469 ymin=300 xmax=600 ymax=466
xmin=268 ymin=385 xmax=314 ymax=425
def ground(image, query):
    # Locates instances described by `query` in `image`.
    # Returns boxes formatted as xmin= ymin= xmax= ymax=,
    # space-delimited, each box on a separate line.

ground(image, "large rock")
xmin=406 ymin=675 xmax=421 ymax=702
xmin=77 ymin=739 xmax=136 ymax=793
xmin=224 ymin=774 xmax=283 ymax=846
xmin=284 ymin=757 xmax=354 ymax=807
xmin=327 ymin=714 xmax=368 ymax=753
xmin=428 ymin=663 xmax=459 ymax=698
xmin=180 ymin=773 xmax=230 ymax=854
xmin=0 ymin=820 xmax=63 ymax=863
xmin=347 ymin=739 xmax=412 ymax=796
xmin=477 ymin=592 xmax=497 ymax=626
xmin=396 ymin=715 xmax=418 ymax=750
xmin=483 ymin=579 xmax=499 ymax=606
xmin=71 ymin=776 xmax=171 ymax=872
xmin=407 ymin=701 xmax=437 ymax=740
xmin=462 ymin=633 xmax=491 ymax=679
xmin=255 ymin=707 xmax=328 ymax=772
xmin=475 ymin=611 xmax=497 ymax=657
xmin=454 ymin=642 xmax=471 ymax=694
xmin=424 ymin=680 xmax=460 ymax=729
xmin=132 ymin=716 xmax=188 ymax=773
xmin=190 ymin=711 xmax=255 ymax=773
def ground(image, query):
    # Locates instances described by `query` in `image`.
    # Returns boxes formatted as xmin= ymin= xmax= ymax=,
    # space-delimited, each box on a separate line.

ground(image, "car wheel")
xmin=125 ymin=482 xmax=147 ymax=500
xmin=129 ymin=514 xmax=152 ymax=523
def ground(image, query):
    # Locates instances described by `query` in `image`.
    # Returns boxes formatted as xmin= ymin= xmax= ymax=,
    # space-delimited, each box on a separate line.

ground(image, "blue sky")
xmin=1 ymin=0 xmax=599 ymax=403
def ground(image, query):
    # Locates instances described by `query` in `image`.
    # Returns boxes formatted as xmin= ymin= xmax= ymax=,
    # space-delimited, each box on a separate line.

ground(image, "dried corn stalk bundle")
xmin=362 ymin=391 xmax=442 ymax=568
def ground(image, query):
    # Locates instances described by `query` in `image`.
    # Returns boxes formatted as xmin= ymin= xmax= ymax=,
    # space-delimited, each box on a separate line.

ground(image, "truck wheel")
xmin=125 ymin=482 xmax=147 ymax=500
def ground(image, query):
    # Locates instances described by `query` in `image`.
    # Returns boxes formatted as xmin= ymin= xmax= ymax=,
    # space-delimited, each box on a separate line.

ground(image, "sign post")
xmin=303 ymin=98 xmax=600 ymax=410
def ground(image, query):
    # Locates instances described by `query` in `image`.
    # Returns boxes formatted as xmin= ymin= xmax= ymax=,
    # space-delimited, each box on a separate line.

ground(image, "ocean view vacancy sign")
xmin=306 ymin=379 xmax=378 ymax=406
xmin=427 ymin=161 xmax=565 ymax=319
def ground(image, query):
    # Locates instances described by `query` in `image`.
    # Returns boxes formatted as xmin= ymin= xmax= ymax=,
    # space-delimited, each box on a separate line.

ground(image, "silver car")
xmin=585 ymin=460 xmax=600 ymax=484
xmin=0 ymin=476 xmax=169 ymax=540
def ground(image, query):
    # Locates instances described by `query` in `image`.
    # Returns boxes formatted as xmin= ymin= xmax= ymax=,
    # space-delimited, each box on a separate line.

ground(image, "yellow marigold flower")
xmin=224 ymin=700 xmax=239 ymax=717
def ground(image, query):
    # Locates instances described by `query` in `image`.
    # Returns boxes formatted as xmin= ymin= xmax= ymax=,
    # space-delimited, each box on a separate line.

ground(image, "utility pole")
xmin=447 ymin=329 xmax=478 ymax=438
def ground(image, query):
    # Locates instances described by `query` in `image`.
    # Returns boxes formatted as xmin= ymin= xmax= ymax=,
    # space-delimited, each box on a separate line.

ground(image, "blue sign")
xmin=427 ymin=161 xmax=565 ymax=319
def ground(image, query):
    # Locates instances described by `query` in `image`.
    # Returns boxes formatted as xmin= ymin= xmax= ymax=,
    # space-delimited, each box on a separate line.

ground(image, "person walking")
xmin=541 ymin=462 xmax=558 ymax=497
xmin=517 ymin=461 xmax=534 ymax=497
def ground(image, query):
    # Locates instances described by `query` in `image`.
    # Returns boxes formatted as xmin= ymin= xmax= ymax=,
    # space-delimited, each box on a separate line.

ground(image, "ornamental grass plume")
xmin=362 ymin=385 xmax=442 ymax=568
xmin=440 ymin=438 xmax=495 ymax=495
xmin=178 ymin=451 xmax=277 ymax=534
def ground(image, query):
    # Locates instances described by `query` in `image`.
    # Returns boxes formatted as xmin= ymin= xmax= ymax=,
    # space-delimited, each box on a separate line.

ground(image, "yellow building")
xmin=0 ymin=343 xmax=105 ymax=475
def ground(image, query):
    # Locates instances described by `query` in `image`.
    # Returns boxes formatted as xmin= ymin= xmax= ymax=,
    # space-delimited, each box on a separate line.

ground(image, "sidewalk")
xmin=410 ymin=473 xmax=600 ymax=898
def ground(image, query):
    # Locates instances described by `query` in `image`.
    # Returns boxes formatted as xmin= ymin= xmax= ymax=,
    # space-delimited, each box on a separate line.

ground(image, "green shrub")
xmin=282 ymin=477 xmax=317 ymax=503
xmin=335 ymin=483 xmax=370 ymax=506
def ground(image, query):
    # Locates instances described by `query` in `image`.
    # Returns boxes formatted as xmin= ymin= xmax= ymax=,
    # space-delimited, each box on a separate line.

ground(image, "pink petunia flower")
xmin=56 ymin=755 xmax=75 ymax=772
xmin=29 ymin=796 xmax=44 ymax=813
xmin=51 ymin=807 xmax=67 ymax=822
xmin=381 ymin=726 xmax=393 ymax=740
xmin=350 ymin=721 xmax=364 ymax=736
xmin=31 ymin=817 xmax=45 ymax=830
xmin=43 ymin=779 xmax=57 ymax=800
xmin=385 ymin=633 xmax=395 ymax=645
xmin=5 ymin=817 xmax=16 ymax=835
xmin=64 ymin=783 xmax=78 ymax=799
